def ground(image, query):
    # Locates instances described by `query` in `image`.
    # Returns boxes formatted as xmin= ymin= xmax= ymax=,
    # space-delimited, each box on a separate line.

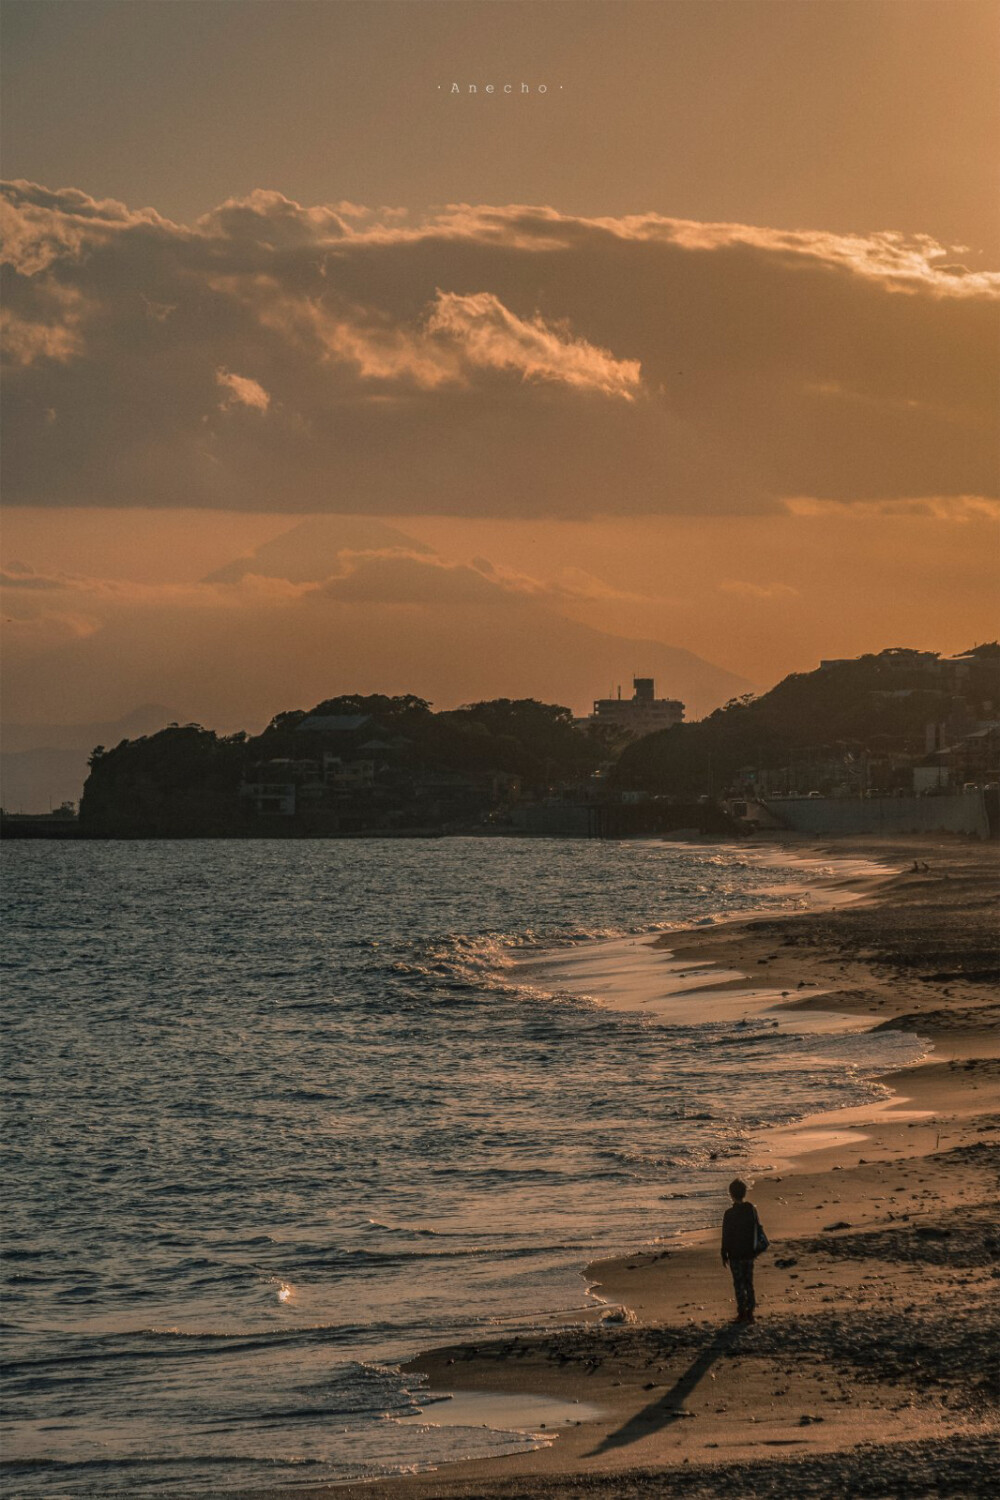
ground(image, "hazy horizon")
xmin=2 ymin=0 xmax=997 ymax=739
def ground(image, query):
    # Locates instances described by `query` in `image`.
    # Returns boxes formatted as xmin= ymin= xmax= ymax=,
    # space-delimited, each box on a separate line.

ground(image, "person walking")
xmin=720 ymin=1178 xmax=766 ymax=1323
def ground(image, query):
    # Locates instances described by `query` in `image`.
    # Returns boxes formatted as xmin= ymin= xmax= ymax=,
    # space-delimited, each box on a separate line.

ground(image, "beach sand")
xmin=250 ymin=836 xmax=999 ymax=1499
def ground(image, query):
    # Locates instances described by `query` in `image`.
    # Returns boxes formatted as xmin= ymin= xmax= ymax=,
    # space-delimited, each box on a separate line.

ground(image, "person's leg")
xmin=730 ymin=1260 xmax=749 ymax=1318
xmin=744 ymin=1259 xmax=756 ymax=1319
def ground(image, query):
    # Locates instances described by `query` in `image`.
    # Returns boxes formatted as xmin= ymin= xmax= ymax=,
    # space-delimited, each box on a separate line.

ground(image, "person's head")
xmin=729 ymin=1178 xmax=748 ymax=1202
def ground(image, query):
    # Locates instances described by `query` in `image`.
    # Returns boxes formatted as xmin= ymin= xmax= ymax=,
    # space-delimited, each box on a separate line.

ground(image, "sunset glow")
xmin=2 ymin=0 xmax=997 ymax=740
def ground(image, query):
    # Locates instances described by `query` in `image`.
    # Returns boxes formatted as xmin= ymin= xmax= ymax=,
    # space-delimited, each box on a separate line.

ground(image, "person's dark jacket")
xmin=721 ymin=1200 xmax=759 ymax=1261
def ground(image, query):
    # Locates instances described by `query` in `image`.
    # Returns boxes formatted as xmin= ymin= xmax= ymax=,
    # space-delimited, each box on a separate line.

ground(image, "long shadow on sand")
xmin=588 ymin=1324 xmax=746 ymax=1455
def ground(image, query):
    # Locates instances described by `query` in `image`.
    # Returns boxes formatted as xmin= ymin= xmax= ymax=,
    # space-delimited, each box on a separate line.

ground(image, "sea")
xmin=1 ymin=838 xmax=924 ymax=1495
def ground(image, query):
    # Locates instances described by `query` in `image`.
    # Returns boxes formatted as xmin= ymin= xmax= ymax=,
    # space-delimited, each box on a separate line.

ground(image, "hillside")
xmin=78 ymin=695 xmax=606 ymax=837
xmin=612 ymin=646 xmax=1000 ymax=797
xmin=64 ymin=646 xmax=1000 ymax=837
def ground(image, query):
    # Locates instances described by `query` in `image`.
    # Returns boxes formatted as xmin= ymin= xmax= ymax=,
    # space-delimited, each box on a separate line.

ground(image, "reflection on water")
xmin=1 ymin=839 xmax=920 ymax=1493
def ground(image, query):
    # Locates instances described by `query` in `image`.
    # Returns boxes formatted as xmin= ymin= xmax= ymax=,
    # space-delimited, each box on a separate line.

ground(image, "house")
xmin=240 ymin=780 xmax=296 ymax=815
xmin=295 ymin=713 xmax=373 ymax=736
xmin=913 ymin=724 xmax=1000 ymax=792
xmin=323 ymin=754 xmax=376 ymax=790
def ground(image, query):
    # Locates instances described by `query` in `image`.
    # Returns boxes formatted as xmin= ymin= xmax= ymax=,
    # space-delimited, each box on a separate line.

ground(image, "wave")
xmin=1 ymin=1454 xmax=328 ymax=1472
xmin=364 ymin=1218 xmax=449 ymax=1237
xmin=2 ymin=838 xmax=921 ymax=1495
xmin=1 ymin=1329 xmax=424 ymax=1381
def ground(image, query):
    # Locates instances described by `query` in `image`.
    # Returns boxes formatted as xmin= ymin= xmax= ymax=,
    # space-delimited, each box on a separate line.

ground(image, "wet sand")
xmin=249 ymin=836 xmax=999 ymax=1499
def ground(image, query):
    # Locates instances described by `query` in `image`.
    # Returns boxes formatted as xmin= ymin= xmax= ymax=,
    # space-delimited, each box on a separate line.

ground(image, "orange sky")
xmin=3 ymin=501 xmax=996 ymax=728
xmin=1 ymin=1 xmax=998 ymax=732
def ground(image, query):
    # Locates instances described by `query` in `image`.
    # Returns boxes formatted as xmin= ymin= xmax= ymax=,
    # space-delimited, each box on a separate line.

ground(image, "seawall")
xmin=760 ymin=789 xmax=994 ymax=839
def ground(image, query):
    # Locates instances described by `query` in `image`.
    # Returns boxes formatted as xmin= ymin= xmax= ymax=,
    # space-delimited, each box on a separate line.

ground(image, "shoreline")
xmin=244 ymin=835 xmax=999 ymax=1499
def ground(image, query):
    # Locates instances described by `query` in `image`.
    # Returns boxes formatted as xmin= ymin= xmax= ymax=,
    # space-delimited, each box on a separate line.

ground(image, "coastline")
xmin=243 ymin=835 xmax=999 ymax=1499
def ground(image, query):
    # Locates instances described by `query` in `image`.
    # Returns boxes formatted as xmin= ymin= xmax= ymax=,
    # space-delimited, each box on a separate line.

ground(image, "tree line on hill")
xmin=79 ymin=696 xmax=606 ymax=836
xmin=75 ymin=645 xmax=1000 ymax=836
xmin=610 ymin=644 xmax=1000 ymax=797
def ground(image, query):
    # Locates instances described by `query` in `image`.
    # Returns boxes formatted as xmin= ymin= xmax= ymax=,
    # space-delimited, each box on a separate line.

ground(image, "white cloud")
xmin=216 ymin=367 xmax=271 ymax=413
xmin=425 ymin=291 xmax=640 ymax=397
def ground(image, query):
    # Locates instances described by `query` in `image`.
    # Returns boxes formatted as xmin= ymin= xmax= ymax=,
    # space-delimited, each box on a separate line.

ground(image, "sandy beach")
xmin=247 ymin=836 xmax=999 ymax=1500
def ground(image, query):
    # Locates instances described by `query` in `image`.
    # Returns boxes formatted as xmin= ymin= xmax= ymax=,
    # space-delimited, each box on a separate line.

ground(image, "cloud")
xmin=312 ymin=548 xmax=648 ymax=608
xmin=0 ymin=181 xmax=165 ymax=275
xmin=210 ymin=280 xmax=639 ymax=397
xmin=1 ymin=526 xmax=754 ymax=725
xmin=0 ymin=563 xmax=69 ymax=589
xmin=546 ymin=566 xmax=651 ymax=603
xmin=318 ymin=549 xmax=513 ymax=606
xmin=784 ymin=495 xmax=1000 ymax=522
xmin=2 ymin=610 xmax=101 ymax=652
xmin=1 ymin=282 xmax=88 ymax=367
xmin=719 ymin=579 xmax=801 ymax=601
xmin=0 ymin=544 xmax=554 ymax=617
xmin=202 ymin=514 xmax=434 ymax=583
xmin=1 ymin=181 xmax=996 ymax=515
xmin=216 ymin=367 xmax=270 ymax=413
xmin=0 ymin=560 xmax=304 ymax=610
xmin=425 ymin=291 xmax=640 ymax=397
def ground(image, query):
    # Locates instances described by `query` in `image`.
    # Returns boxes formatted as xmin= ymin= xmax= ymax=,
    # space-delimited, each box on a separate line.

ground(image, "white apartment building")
xmin=589 ymin=678 xmax=685 ymax=737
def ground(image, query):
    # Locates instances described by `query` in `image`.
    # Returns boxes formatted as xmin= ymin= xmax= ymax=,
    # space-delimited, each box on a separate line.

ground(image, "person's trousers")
xmin=730 ymin=1258 xmax=756 ymax=1316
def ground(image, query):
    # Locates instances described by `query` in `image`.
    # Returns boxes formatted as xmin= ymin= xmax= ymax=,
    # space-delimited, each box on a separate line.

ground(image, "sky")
xmin=2 ymin=0 xmax=998 ymax=744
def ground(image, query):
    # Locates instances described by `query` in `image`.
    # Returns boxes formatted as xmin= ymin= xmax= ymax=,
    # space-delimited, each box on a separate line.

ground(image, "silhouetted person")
xmin=721 ymin=1178 xmax=765 ymax=1323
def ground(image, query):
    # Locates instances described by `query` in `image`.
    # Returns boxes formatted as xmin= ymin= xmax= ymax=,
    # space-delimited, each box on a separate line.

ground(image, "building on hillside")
xmin=295 ymin=713 xmax=373 ymax=736
xmin=914 ymin=724 xmax=1000 ymax=792
xmin=240 ymin=780 xmax=296 ymax=816
xmin=589 ymin=678 xmax=684 ymax=738
xmin=323 ymin=754 xmax=376 ymax=790
xmin=240 ymin=756 xmax=323 ymax=814
xmin=819 ymin=649 xmax=980 ymax=683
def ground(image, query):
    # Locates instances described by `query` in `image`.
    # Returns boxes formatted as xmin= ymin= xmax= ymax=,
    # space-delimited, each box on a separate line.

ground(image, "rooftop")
xmin=295 ymin=714 xmax=372 ymax=735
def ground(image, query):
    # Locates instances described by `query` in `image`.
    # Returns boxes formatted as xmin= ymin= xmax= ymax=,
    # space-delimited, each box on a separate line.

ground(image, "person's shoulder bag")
xmin=752 ymin=1208 xmax=769 ymax=1256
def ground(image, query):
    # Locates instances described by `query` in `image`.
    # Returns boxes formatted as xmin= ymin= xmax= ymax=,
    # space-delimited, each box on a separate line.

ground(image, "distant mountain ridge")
xmin=1 ymin=706 xmax=181 ymax=814
xmin=4 ymin=517 xmax=760 ymax=810
xmin=201 ymin=516 xmax=757 ymax=718
xmin=202 ymin=517 xmax=433 ymax=584
xmin=2 ymin=704 xmax=183 ymax=756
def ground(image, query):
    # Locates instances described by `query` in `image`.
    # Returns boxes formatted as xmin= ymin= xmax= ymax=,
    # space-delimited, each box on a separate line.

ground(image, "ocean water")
xmin=1 ymin=838 xmax=923 ymax=1494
